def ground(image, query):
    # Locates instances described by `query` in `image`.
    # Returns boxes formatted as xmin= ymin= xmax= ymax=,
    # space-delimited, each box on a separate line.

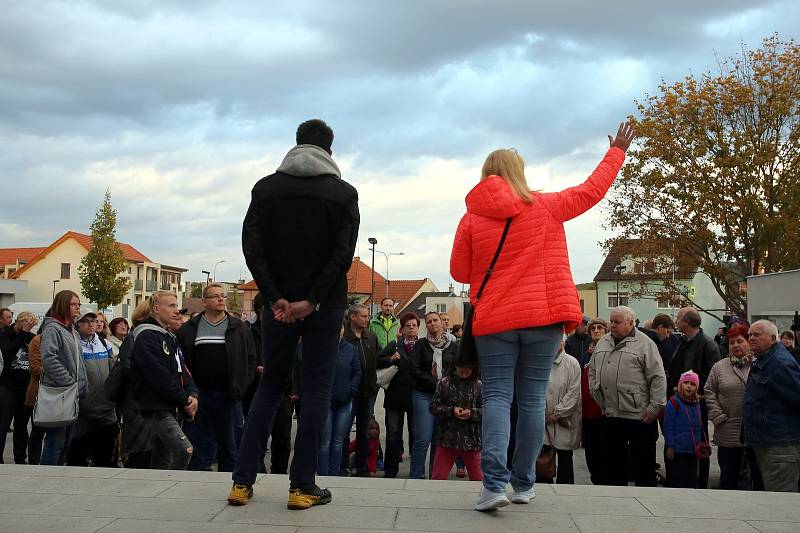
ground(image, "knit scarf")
xmin=427 ymin=332 xmax=451 ymax=350
xmin=729 ymin=352 xmax=752 ymax=369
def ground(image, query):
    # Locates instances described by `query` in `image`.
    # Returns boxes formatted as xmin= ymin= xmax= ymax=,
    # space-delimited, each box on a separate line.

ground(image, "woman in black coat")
xmin=376 ymin=312 xmax=419 ymax=478
xmin=408 ymin=311 xmax=457 ymax=479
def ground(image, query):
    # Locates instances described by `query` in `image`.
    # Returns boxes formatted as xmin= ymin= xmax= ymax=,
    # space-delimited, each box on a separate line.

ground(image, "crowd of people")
xmin=2 ymin=118 xmax=800 ymax=514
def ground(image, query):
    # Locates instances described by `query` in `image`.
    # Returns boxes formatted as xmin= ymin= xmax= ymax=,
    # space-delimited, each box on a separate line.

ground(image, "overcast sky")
xmin=1 ymin=1 xmax=796 ymax=290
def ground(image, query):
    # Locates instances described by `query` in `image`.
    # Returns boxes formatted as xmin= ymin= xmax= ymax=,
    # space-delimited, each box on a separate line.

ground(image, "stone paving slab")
xmin=0 ymin=514 xmax=114 ymax=533
xmin=2 ymin=465 xmax=799 ymax=533
xmin=570 ymin=515 xmax=760 ymax=532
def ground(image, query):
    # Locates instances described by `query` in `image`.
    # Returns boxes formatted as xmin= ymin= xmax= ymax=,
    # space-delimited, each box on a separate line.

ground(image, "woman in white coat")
xmin=543 ymin=336 xmax=582 ymax=483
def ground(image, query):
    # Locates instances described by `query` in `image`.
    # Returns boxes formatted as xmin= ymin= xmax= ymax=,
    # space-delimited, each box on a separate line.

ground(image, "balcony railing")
xmin=146 ymin=280 xmax=157 ymax=292
xmin=160 ymin=282 xmax=171 ymax=290
xmin=134 ymin=279 xmax=143 ymax=291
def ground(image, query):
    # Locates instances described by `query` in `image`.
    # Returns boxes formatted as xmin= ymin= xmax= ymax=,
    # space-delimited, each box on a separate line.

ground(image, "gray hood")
xmin=276 ymin=144 xmax=341 ymax=178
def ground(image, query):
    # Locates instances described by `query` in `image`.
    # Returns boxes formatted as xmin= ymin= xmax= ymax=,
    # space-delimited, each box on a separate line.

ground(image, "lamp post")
xmin=368 ymin=237 xmax=377 ymax=315
xmin=375 ymin=249 xmax=404 ymax=297
xmin=614 ymin=265 xmax=626 ymax=306
xmin=212 ymin=260 xmax=226 ymax=282
xmin=201 ymin=270 xmax=211 ymax=286
xmin=52 ymin=279 xmax=59 ymax=299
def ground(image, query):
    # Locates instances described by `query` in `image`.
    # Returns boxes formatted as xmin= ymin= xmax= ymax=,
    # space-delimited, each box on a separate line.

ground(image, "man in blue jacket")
xmin=742 ymin=319 xmax=800 ymax=492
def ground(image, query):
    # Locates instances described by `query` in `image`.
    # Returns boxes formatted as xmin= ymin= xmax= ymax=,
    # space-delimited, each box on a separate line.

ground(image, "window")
xmin=435 ymin=303 xmax=447 ymax=313
xmin=607 ymin=293 xmax=629 ymax=308
xmin=633 ymin=263 xmax=643 ymax=274
xmin=60 ymin=263 xmax=70 ymax=279
xmin=579 ymin=299 xmax=585 ymax=313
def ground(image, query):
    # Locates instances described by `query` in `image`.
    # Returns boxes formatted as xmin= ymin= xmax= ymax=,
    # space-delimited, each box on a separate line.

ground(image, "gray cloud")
xmin=1 ymin=0 xmax=796 ymax=288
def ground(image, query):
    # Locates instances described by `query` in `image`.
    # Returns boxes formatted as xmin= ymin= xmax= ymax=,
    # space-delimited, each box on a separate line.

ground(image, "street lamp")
xmin=212 ymin=260 xmax=226 ymax=282
xmin=52 ymin=279 xmax=59 ymax=299
xmin=201 ymin=270 xmax=211 ymax=285
xmin=614 ymin=265 xmax=626 ymax=306
xmin=375 ymin=249 xmax=404 ymax=297
xmin=368 ymin=237 xmax=377 ymax=315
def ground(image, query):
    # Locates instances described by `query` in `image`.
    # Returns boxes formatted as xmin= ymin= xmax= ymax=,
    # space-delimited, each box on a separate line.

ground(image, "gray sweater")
xmin=39 ymin=317 xmax=87 ymax=397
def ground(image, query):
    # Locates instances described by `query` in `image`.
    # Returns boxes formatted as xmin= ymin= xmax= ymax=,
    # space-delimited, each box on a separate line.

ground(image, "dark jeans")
xmin=582 ymin=417 xmax=608 ymax=485
xmin=28 ymin=422 xmax=45 ymax=465
xmin=40 ymin=424 xmax=74 ymax=466
xmin=0 ymin=385 xmax=30 ymax=464
xmin=604 ymin=417 xmax=658 ymax=487
xmin=264 ymin=395 xmax=293 ymax=474
xmin=718 ymin=446 xmax=763 ymax=490
xmin=67 ymin=421 xmax=119 ymax=467
xmin=184 ymin=389 xmax=239 ymax=472
xmin=233 ymin=307 xmax=342 ymax=490
xmin=669 ymin=452 xmax=698 ymax=488
xmin=556 ymin=449 xmax=574 ymax=484
xmin=384 ymin=406 xmax=413 ymax=478
xmin=352 ymin=393 xmax=377 ymax=475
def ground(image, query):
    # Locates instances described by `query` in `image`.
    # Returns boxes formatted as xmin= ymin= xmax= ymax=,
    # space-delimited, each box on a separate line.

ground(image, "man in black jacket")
xmin=564 ymin=315 xmax=591 ymax=368
xmin=376 ymin=312 xmax=419 ymax=478
xmin=129 ymin=292 xmax=199 ymax=470
xmin=177 ymin=283 xmax=257 ymax=472
xmin=343 ymin=303 xmax=380 ymax=477
xmin=666 ymin=306 xmax=721 ymax=489
xmin=230 ymin=119 xmax=359 ymax=510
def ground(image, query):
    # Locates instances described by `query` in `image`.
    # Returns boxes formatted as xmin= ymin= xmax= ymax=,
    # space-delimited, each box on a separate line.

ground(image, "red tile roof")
xmin=347 ymin=257 xmax=386 ymax=294
xmin=238 ymin=280 xmax=258 ymax=290
xmin=9 ymin=231 xmax=153 ymax=279
xmin=364 ymin=279 xmax=430 ymax=310
xmin=0 ymin=247 xmax=46 ymax=267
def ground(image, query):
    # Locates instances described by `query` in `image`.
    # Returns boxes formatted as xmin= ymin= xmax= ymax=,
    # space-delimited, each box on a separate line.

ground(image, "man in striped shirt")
xmin=177 ymin=283 xmax=257 ymax=472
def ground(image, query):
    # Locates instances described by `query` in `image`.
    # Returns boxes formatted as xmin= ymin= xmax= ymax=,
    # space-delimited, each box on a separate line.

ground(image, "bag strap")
xmin=474 ymin=217 xmax=513 ymax=302
xmin=683 ymin=401 xmax=708 ymax=446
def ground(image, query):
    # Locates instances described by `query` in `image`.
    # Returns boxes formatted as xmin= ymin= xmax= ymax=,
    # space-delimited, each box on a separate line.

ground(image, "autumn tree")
xmin=79 ymin=191 xmax=132 ymax=310
xmin=605 ymin=35 xmax=800 ymax=317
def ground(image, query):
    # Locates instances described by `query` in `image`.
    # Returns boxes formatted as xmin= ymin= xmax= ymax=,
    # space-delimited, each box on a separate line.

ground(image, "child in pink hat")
xmin=664 ymin=371 xmax=708 ymax=488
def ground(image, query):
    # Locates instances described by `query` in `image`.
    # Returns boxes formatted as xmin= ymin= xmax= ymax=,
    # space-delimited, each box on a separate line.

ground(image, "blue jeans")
xmin=476 ymin=324 xmax=562 ymax=493
xmin=233 ymin=307 xmax=342 ymax=490
xmin=410 ymin=389 xmax=435 ymax=479
xmin=318 ymin=401 xmax=352 ymax=476
xmin=184 ymin=389 xmax=239 ymax=472
xmin=40 ymin=424 xmax=73 ymax=466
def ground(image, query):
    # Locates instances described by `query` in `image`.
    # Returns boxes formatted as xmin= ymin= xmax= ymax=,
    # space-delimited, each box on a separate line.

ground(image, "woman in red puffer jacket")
xmin=451 ymin=122 xmax=635 ymax=511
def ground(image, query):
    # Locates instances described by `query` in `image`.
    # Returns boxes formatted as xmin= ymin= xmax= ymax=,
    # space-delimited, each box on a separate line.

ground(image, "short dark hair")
xmin=682 ymin=309 xmax=702 ymax=328
xmin=380 ymin=297 xmax=394 ymax=306
xmin=109 ymin=317 xmax=129 ymax=337
xmin=652 ymin=313 xmax=675 ymax=330
xmin=400 ymin=313 xmax=419 ymax=328
xmin=451 ymin=324 xmax=462 ymax=334
xmin=0 ymin=308 xmax=11 ymax=320
xmin=780 ymin=330 xmax=795 ymax=342
xmin=252 ymin=293 xmax=263 ymax=314
xmin=296 ymin=119 xmax=334 ymax=152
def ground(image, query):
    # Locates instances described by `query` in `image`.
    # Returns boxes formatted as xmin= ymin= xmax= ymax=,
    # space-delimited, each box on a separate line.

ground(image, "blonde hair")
xmin=131 ymin=300 xmax=152 ymax=327
xmin=95 ymin=312 xmax=112 ymax=337
xmin=15 ymin=311 xmax=38 ymax=329
xmin=481 ymin=149 xmax=532 ymax=203
xmin=150 ymin=292 xmax=177 ymax=314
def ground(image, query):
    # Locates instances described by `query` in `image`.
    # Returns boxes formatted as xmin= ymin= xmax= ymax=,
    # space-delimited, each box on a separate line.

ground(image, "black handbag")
xmin=455 ymin=217 xmax=512 ymax=367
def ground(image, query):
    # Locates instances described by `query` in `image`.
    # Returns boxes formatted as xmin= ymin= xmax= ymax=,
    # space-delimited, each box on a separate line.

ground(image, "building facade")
xmin=2 ymin=231 xmax=186 ymax=320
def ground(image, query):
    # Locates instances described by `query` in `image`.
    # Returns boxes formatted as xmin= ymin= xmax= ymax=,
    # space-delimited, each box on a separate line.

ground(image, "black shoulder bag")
xmin=456 ymin=217 xmax=512 ymax=367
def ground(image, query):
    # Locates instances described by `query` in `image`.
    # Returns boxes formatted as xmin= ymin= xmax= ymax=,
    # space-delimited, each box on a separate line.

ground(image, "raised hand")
xmin=608 ymin=121 xmax=636 ymax=152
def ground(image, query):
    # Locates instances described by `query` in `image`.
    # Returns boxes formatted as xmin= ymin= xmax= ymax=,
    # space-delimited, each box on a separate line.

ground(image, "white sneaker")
xmin=511 ymin=487 xmax=536 ymax=504
xmin=475 ymin=486 xmax=510 ymax=512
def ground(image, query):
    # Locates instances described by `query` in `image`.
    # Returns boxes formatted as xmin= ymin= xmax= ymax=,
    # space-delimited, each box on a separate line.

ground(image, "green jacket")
xmin=369 ymin=314 xmax=399 ymax=350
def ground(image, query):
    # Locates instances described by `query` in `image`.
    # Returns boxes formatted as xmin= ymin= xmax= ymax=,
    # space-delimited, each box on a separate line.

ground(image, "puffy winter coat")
xmin=450 ymin=147 xmax=625 ymax=335
xmin=704 ymin=357 xmax=750 ymax=447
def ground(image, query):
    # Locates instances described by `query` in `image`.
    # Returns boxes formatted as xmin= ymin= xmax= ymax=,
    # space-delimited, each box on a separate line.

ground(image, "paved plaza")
xmin=1 ymin=464 xmax=799 ymax=533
